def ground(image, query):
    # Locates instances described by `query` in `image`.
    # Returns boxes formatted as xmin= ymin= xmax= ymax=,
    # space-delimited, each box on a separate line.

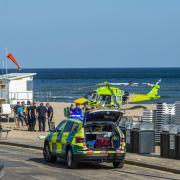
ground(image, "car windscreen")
xmin=85 ymin=111 xmax=122 ymax=123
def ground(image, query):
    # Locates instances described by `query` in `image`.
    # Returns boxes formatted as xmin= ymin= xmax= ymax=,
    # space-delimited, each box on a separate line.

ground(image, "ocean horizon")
xmin=2 ymin=68 xmax=180 ymax=103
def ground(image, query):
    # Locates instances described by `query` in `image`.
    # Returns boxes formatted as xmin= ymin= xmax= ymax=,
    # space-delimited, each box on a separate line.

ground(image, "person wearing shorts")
xmin=17 ymin=105 xmax=25 ymax=128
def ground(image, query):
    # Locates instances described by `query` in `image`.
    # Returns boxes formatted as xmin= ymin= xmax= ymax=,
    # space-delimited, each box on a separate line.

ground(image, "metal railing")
xmin=34 ymin=91 xmax=52 ymax=102
xmin=0 ymin=90 xmax=7 ymax=100
xmin=0 ymin=91 xmax=55 ymax=103
xmin=9 ymin=92 xmax=33 ymax=100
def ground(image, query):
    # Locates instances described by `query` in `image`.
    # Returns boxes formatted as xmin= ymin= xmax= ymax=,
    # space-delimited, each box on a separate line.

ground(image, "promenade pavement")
xmin=0 ymin=130 xmax=180 ymax=174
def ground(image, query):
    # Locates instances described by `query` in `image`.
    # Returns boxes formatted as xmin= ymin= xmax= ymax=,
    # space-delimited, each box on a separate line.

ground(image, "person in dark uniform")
xmin=26 ymin=101 xmax=31 ymax=131
xmin=37 ymin=103 xmax=47 ymax=132
xmin=14 ymin=102 xmax=20 ymax=127
xmin=70 ymin=104 xmax=74 ymax=115
xmin=73 ymin=104 xmax=82 ymax=115
xmin=29 ymin=102 xmax=37 ymax=131
xmin=46 ymin=103 xmax=53 ymax=130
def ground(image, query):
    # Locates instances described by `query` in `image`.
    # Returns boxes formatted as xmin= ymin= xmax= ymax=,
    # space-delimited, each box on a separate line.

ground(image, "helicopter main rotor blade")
xmin=99 ymin=82 xmax=156 ymax=87
xmin=98 ymin=83 xmax=131 ymax=86
xmin=85 ymin=80 xmax=161 ymax=90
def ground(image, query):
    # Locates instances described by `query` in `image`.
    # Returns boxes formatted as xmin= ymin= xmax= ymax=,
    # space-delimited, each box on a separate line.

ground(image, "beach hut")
xmin=0 ymin=73 xmax=36 ymax=105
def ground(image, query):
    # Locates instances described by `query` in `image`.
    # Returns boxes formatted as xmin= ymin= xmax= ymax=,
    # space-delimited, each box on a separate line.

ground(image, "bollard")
xmin=168 ymin=133 xmax=177 ymax=159
xmin=177 ymin=133 xmax=180 ymax=159
xmin=160 ymin=132 xmax=169 ymax=158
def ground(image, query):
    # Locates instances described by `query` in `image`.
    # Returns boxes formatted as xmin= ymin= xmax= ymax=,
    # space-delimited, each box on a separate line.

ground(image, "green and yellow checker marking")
xmin=47 ymin=118 xmax=84 ymax=155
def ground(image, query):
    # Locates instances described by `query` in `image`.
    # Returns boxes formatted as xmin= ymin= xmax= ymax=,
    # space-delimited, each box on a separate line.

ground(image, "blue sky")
xmin=0 ymin=0 xmax=180 ymax=68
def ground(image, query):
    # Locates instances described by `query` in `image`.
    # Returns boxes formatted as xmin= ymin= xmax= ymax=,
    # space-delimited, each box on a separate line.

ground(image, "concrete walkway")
xmin=0 ymin=137 xmax=180 ymax=174
xmin=125 ymin=153 xmax=180 ymax=174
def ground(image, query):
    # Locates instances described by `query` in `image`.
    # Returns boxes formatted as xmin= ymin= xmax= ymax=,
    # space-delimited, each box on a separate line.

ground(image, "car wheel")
xmin=43 ymin=143 xmax=57 ymax=163
xmin=66 ymin=149 xmax=78 ymax=169
xmin=113 ymin=160 xmax=124 ymax=168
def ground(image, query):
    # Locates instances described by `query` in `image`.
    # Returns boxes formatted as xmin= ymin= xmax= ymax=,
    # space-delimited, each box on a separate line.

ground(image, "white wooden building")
xmin=0 ymin=73 xmax=36 ymax=104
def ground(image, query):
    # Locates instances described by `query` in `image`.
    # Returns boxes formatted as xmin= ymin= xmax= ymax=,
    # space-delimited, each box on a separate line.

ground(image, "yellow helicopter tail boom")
xmin=147 ymin=84 xmax=160 ymax=98
xmin=128 ymin=80 xmax=161 ymax=103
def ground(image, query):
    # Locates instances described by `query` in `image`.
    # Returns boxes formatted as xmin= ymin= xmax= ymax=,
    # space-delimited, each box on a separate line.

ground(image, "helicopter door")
xmin=115 ymin=96 xmax=122 ymax=104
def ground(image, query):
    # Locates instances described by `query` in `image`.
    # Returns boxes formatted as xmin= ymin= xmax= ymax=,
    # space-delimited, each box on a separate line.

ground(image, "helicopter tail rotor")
xmin=156 ymin=79 xmax=162 ymax=85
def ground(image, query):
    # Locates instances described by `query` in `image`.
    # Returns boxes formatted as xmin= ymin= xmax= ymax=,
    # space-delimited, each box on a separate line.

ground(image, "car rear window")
xmin=85 ymin=111 xmax=122 ymax=123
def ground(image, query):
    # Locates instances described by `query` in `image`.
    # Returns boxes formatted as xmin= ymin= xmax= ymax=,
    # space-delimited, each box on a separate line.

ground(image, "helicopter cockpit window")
xmin=91 ymin=93 xmax=97 ymax=101
xmin=99 ymin=95 xmax=111 ymax=104
xmin=85 ymin=92 xmax=97 ymax=101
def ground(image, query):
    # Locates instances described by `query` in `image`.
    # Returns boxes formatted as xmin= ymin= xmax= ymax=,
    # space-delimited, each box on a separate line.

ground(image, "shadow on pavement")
xmin=131 ymin=153 xmax=160 ymax=158
xmin=28 ymin=157 xmax=113 ymax=170
xmin=0 ymin=164 xmax=5 ymax=179
xmin=28 ymin=158 xmax=180 ymax=180
xmin=124 ymin=105 xmax=147 ymax=110
xmin=113 ymin=169 xmax=180 ymax=180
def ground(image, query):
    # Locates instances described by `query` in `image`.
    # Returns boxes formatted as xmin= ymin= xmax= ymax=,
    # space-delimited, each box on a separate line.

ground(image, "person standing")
xmin=17 ymin=104 xmax=25 ymax=128
xmin=83 ymin=103 xmax=90 ymax=111
xmin=37 ymin=103 xmax=47 ymax=132
xmin=46 ymin=103 xmax=53 ymax=130
xmin=73 ymin=104 xmax=82 ymax=115
xmin=69 ymin=104 xmax=74 ymax=115
xmin=13 ymin=102 xmax=20 ymax=127
xmin=29 ymin=102 xmax=37 ymax=131
xmin=26 ymin=101 xmax=31 ymax=131
xmin=21 ymin=101 xmax=28 ymax=126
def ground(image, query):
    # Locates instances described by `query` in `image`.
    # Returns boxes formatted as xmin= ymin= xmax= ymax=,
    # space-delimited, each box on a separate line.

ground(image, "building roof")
xmin=0 ymin=73 xmax=36 ymax=80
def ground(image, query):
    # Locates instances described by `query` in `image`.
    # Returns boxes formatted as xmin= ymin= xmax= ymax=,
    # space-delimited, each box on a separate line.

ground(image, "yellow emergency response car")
xmin=43 ymin=109 xmax=126 ymax=168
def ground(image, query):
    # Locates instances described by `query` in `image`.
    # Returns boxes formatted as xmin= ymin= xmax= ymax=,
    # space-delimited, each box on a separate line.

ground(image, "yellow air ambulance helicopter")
xmin=74 ymin=79 xmax=161 ymax=107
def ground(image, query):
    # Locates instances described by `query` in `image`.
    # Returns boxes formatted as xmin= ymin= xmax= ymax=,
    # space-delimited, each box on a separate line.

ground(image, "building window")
xmin=27 ymin=80 xmax=33 ymax=91
xmin=0 ymin=85 xmax=5 ymax=89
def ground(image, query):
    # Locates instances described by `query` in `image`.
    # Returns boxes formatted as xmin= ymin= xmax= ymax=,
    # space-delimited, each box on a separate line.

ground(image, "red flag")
xmin=6 ymin=52 xmax=21 ymax=70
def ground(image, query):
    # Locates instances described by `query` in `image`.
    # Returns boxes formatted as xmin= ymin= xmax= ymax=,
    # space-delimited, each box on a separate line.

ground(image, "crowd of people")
xmin=13 ymin=101 xmax=93 ymax=131
xmin=13 ymin=101 xmax=53 ymax=132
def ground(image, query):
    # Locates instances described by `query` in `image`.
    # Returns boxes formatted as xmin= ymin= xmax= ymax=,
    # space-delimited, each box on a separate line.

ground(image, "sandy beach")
xmin=0 ymin=102 xmax=156 ymax=141
xmin=47 ymin=102 xmax=156 ymax=124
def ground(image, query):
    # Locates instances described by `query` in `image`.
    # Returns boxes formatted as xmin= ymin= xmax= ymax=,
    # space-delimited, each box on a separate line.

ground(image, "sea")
xmin=5 ymin=68 xmax=180 ymax=104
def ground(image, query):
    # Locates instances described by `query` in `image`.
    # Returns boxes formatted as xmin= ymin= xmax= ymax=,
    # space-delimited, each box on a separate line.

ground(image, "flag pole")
xmin=1 ymin=51 xmax=4 ymax=76
xmin=5 ymin=48 xmax=8 ymax=74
